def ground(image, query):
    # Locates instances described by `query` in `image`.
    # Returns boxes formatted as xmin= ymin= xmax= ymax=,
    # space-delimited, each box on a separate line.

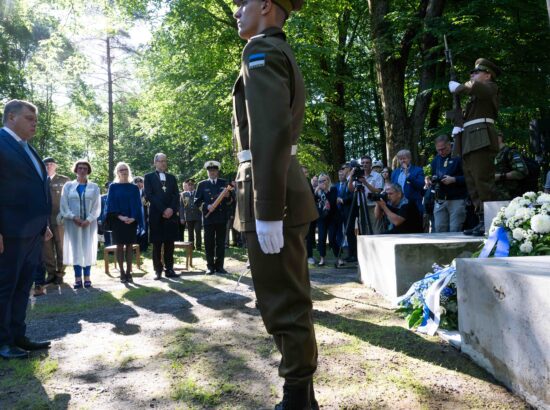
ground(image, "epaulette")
xmin=250 ymin=34 xmax=267 ymax=41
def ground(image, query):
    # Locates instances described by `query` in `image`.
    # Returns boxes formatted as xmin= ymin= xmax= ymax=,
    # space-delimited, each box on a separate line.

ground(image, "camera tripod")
xmin=335 ymin=182 xmax=374 ymax=267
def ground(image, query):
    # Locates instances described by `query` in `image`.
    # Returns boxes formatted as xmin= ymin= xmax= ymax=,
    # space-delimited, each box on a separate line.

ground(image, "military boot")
xmin=464 ymin=214 xmax=485 ymax=236
xmin=274 ymin=383 xmax=312 ymax=410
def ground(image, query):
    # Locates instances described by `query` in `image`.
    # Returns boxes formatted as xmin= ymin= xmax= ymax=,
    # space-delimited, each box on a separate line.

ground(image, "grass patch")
xmin=0 ymin=357 xmax=58 ymax=389
xmin=115 ymin=286 xmax=164 ymax=302
xmin=166 ymin=328 xmax=208 ymax=360
xmin=388 ymin=368 xmax=431 ymax=402
xmin=171 ymin=376 xmax=236 ymax=406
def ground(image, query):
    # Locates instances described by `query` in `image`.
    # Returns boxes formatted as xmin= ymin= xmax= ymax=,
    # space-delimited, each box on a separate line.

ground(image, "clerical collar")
xmin=157 ymin=171 xmax=166 ymax=181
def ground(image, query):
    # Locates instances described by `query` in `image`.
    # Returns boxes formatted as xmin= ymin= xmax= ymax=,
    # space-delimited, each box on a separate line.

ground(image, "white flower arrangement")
xmin=490 ymin=192 xmax=550 ymax=256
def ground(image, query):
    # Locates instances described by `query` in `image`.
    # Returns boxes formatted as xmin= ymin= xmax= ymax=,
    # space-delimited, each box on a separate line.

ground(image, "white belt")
xmin=463 ymin=118 xmax=495 ymax=128
xmin=238 ymin=145 xmax=297 ymax=164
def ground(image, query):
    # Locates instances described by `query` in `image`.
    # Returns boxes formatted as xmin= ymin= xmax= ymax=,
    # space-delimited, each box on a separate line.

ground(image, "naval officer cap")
xmin=204 ymin=160 xmax=221 ymax=170
xmin=43 ymin=157 xmax=56 ymax=164
xmin=234 ymin=0 xmax=304 ymax=15
xmin=471 ymin=58 xmax=501 ymax=78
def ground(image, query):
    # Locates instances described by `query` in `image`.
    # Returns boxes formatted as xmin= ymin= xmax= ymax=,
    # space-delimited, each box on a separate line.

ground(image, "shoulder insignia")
xmin=250 ymin=34 xmax=266 ymax=40
xmin=249 ymin=53 xmax=266 ymax=70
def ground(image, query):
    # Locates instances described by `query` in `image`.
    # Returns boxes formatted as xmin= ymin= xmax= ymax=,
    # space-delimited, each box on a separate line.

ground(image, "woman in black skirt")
xmin=105 ymin=162 xmax=144 ymax=283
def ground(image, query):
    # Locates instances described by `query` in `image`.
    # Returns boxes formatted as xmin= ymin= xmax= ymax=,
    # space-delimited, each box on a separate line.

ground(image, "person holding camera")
xmin=427 ymin=135 xmax=468 ymax=233
xmin=347 ymin=155 xmax=385 ymax=235
xmin=391 ymin=149 xmax=425 ymax=216
xmin=374 ymin=184 xmax=423 ymax=234
xmin=315 ymin=174 xmax=343 ymax=267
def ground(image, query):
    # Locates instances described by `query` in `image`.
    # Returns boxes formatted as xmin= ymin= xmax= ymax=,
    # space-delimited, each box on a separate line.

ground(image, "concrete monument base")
xmin=457 ymin=257 xmax=550 ymax=409
xmin=484 ymin=200 xmax=510 ymax=233
xmin=357 ymin=233 xmax=483 ymax=301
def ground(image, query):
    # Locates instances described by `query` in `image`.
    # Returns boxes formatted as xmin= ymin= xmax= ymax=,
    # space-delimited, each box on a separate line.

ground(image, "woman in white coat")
xmin=59 ymin=160 xmax=101 ymax=289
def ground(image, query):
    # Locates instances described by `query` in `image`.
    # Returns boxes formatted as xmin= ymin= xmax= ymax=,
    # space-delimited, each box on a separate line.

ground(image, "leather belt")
xmin=238 ymin=145 xmax=297 ymax=164
xmin=463 ymin=118 xmax=495 ymax=128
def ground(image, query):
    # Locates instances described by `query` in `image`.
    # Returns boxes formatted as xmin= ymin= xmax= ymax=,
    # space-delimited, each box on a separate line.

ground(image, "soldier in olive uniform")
xmin=494 ymin=132 xmax=528 ymax=200
xmin=232 ymin=1 xmax=319 ymax=408
xmin=43 ymin=157 xmax=70 ymax=285
xmin=449 ymin=58 xmax=501 ymax=236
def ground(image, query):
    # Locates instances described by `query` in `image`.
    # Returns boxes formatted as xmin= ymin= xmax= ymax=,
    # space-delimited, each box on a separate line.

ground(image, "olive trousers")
xmin=245 ymin=223 xmax=318 ymax=387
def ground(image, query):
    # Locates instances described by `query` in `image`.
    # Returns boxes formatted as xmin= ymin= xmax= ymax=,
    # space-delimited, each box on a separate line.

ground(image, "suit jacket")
xmin=194 ymin=178 xmax=231 ymax=226
xmin=232 ymin=27 xmax=318 ymax=232
xmin=0 ymin=128 xmax=50 ymax=238
xmin=144 ymin=171 xmax=179 ymax=242
xmin=391 ymin=165 xmax=425 ymax=214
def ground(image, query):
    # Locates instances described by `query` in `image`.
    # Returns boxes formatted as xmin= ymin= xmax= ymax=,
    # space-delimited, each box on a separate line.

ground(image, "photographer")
xmin=374 ymin=184 xmax=423 ymax=234
xmin=428 ymin=135 xmax=468 ymax=232
xmin=347 ymin=156 xmax=385 ymax=235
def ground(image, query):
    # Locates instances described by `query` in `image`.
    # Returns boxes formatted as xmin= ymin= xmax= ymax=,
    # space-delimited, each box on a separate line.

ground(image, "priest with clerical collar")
xmin=144 ymin=153 xmax=180 ymax=280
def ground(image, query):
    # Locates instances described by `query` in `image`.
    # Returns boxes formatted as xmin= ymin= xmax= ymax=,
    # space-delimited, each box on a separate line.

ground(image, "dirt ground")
xmin=0 ymin=247 xmax=530 ymax=409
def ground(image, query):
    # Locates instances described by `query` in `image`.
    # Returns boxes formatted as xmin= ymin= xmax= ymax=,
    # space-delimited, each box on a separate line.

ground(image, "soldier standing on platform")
xmin=43 ymin=157 xmax=70 ymax=286
xmin=194 ymin=161 xmax=232 ymax=275
xmin=449 ymin=58 xmax=501 ymax=236
xmin=232 ymin=1 xmax=320 ymax=408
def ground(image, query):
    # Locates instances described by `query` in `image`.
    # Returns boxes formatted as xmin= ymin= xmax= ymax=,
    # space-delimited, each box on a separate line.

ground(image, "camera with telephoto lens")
xmin=349 ymin=160 xmax=364 ymax=181
xmin=430 ymin=175 xmax=442 ymax=198
xmin=367 ymin=191 xmax=388 ymax=202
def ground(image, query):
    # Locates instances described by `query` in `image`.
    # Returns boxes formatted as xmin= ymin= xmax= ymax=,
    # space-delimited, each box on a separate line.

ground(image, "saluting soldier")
xmin=232 ymin=1 xmax=319 ymax=409
xmin=43 ymin=157 xmax=70 ymax=285
xmin=449 ymin=58 xmax=501 ymax=236
xmin=494 ymin=132 xmax=528 ymax=200
xmin=144 ymin=153 xmax=180 ymax=280
xmin=194 ymin=161 xmax=232 ymax=275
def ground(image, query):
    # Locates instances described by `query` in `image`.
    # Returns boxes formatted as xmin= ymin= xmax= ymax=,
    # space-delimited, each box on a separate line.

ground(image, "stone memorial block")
xmin=457 ymin=257 xmax=550 ymax=409
xmin=357 ymin=233 xmax=483 ymax=301
xmin=484 ymin=200 xmax=510 ymax=234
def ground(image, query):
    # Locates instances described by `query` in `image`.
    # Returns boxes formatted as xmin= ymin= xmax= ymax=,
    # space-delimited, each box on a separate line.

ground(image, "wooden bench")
xmin=103 ymin=244 xmax=141 ymax=274
xmin=174 ymin=241 xmax=194 ymax=271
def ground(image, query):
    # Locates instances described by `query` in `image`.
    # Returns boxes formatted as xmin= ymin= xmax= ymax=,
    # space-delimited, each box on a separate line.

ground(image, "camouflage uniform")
xmin=494 ymin=146 xmax=528 ymax=200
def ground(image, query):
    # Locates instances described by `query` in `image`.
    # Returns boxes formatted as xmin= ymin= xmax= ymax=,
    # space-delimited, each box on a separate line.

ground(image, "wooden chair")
xmin=173 ymin=241 xmax=194 ymax=270
xmin=104 ymin=244 xmax=141 ymax=274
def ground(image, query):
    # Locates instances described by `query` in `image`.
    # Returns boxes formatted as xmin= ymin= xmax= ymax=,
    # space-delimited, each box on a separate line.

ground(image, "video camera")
xmin=349 ymin=159 xmax=364 ymax=181
xmin=367 ymin=191 xmax=388 ymax=202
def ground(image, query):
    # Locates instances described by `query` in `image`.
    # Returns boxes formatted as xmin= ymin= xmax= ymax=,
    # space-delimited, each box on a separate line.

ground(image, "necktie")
xmin=19 ymin=140 xmax=44 ymax=178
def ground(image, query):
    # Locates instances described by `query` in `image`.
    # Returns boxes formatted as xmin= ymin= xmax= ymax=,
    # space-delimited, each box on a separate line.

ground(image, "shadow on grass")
xmin=314 ymin=309 xmax=493 ymax=381
xmin=123 ymin=283 xmax=199 ymax=323
xmin=167 ymin=279 xmax=259 ymax=317
xmin=0 ymin=355 xmax=71 ymax=409
xmin=26 ymin=287 xmax=141 ymax=340
xmin=166 ymin=326 xmax=270 ymax=409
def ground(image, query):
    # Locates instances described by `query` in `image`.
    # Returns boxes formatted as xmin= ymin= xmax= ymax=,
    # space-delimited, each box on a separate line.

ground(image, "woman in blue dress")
xmin=106 ymin=162 xmax=144 ymax=283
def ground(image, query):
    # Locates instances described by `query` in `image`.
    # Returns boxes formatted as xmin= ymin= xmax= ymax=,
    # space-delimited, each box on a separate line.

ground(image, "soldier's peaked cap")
xmin=234 ymin=0 xmax=304 ymax=15
xmin=43 ymin=157 xmax=56 ymax=164
xmin=204 ymin=160 xmax=221 ymax=170
xmin=471 ymin=58 xmax=501 ymax=78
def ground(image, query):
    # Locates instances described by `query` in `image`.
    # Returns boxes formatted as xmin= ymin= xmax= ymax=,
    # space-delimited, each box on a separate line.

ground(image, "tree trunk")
xmin=107 ymin=36 xmax=114 ymax=181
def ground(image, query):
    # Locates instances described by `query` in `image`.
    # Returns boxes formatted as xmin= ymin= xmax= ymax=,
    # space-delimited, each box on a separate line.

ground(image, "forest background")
xmin=1 ymin=0 xmax=549 ymax=185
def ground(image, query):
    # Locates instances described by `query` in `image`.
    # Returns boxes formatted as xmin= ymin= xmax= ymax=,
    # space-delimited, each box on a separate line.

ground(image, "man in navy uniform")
xmin=0 ymin=99 xmax=52 ymax=359
xmin=194 ymin=161 xmax=232 ymax=275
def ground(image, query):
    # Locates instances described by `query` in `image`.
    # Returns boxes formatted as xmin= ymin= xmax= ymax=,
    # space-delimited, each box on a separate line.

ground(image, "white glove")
xmin=452 ymin=126 xmax=464 ymax=136
xmin=255 ymin=219 xmax=284 ymax=254
xmin=448 ymin=81 xmax=460 ymax=93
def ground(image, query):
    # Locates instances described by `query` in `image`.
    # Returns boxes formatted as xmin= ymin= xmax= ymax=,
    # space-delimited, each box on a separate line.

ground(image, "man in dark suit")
xmin=194 ymin=161 xmax=232 ymax=275
xmin=144 ymin=153 xmax=179 ymax=280
xmin=0 ymin=99 xmax=52 ymax=359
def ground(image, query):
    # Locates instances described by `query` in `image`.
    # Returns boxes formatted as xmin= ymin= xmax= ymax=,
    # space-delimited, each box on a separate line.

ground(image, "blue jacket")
xmin=0 ymin=128 xmax=50 ymax=238
xmin=391 ymin=165 xmax=425 ymax=214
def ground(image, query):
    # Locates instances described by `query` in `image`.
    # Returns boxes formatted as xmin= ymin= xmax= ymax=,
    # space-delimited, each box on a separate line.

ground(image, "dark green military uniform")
xmin=43 ymin=172 xmax=70 ymax=280
xmin=232 ymin=25 xmax=319 ymax=389
xmin=452 ymin=58 xmax=501 ymax=230
xmin=494 ymin=146 xmax=528 ymax=199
